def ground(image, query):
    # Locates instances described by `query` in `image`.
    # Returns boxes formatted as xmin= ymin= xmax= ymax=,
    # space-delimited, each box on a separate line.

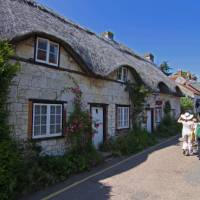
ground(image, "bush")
xmin=1 ymin=141 xmax=103 ymax=199
xmin=0 ymin=41 xmax=20 ymax=139
xmin=155 ymin=114 xmax=182 ymax=138
xmin=12 ymin=142 xmax=103 ymax=196
xmin=100 ymin=128 xmax=157 ymax=156
xmin=0 ymin=41 xmax=21 ymax=200
xmin=38 ymin=143 xmax=102 ymax=182
xmin=0 ymin=140 xmax=23 ymax=200
xmin=180 ymin=97 xmax=193 ymax=113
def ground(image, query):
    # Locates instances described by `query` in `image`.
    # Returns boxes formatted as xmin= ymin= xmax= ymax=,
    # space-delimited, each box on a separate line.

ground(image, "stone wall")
xmin=9 ymin=37 xmax=132 ymax=155
xmin=8 ymin=36 xmax=181 ymax=155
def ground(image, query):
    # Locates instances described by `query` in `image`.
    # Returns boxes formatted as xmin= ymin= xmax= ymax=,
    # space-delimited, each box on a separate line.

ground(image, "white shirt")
xmin=181 ymin=121 xmax=193 ymax=137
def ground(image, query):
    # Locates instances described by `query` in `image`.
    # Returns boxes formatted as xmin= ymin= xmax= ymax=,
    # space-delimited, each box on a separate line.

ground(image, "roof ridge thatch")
xmin=20 ymin=0 xmax=156 ymax=66
xmin=19 ymin=0 xmax=95 ymax=35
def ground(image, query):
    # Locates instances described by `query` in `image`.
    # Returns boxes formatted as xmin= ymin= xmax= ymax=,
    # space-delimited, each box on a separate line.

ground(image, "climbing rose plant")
xmin=65 ymin=87 xmax=93 ymax=151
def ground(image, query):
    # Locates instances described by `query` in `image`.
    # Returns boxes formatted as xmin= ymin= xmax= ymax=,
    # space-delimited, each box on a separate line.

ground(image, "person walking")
xmin=178 ymin=112 xmax=194 ymax=156
xmin=190 ymin=117 xmax=198 ymax=155
xmin=194 ymin=119 xmax=200 ymax=159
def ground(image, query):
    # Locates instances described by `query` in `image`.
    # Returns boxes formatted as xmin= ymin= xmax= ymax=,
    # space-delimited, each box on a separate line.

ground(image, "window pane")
xmin=37 ymin=49 xmax=47 ymax=61
xmin=33 ymin=104 xmax=48 ymax=138
xmin=118 ymin=107 xmax=122 ymax=128
xmin=50 ymin=43 xmax=58 ymax=54
xmin=118 ymin=107 xmax=129 ymax=128
xmin=56 ymin=125 xmax=61 ymax=133
xmin=50 ymin=106 xmax=55 ymax=114
xmin=34 ymin=126 xmax=40 ymax=136
xmin=49 ymin=43 xmax=58 ymax=64
xmin=34 ymin=116 xmax=40 ymax=125
xmin=50 ymin=125 xmax=55 ymax=134
xmin=41 ymin=125 xmax=47 ymax=135
xmin=38 ymin=39 xmax=47 ymax=50
xmin=50 ymin=115 xmax=55 ymax=124
xmin=41 ymin=116 xmax=47 ymax=124
xmin=41 ymin=106 xmax=47 ymax=114
xmin=33 ymin=103 xmax=63 ymax=137
xmin=56 ymin=106 xmax=61 ymax=114
xmin=117 ymin=68 xmax=122 ymax=80
xmin=35 ymin=105 xmax=40 ymax=115
xmin=49 ymin=53 xmax=57 ymax=64
xmin=56 ymin=115 xmax=61 ymax=124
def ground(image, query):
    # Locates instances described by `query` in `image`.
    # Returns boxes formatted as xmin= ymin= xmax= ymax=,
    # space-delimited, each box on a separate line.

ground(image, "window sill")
xmin=31 ymin=135 xmax=65 ymax=141
xmin=116 ymin=127 xmax=130 ymax=131
xmin=117 ymin=80 xmax=126 ymax=83
xmin=34 ymin=60 xmax=59 ymax=68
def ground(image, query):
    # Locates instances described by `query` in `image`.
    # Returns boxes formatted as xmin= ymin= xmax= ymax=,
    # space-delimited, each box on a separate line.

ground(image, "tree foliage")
xmin=0 ymin=41 xmax=20 ymax=139
xmin=0 ymin=41 xmax=21 ymax=200
xmin=159 ymin=61 xmax=172 ymax=76
xmin=180 ymin=97 xmax=193 ymax=113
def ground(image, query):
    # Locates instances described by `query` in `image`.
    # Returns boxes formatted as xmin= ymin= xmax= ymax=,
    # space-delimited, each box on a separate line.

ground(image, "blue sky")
xmin=37 ymin=0 xmax=199 ymax=77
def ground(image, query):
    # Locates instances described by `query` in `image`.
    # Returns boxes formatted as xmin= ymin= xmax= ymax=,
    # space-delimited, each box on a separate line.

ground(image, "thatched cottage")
xmin=0 ymin=0 xmax=182 ymax=155
xmin=171 ymin=71 xmax=200 ymax=114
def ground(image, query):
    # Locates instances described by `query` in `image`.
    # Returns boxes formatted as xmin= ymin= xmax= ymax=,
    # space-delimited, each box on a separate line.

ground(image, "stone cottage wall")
xmin=8 ymin=37 xmax=131 ymax=155
xmin=8 ymin=37 xmax=181 ymax=155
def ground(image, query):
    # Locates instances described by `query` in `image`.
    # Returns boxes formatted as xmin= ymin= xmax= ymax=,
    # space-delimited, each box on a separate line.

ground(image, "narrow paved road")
xmin=26 ymin=136 xmax=200 ymax=200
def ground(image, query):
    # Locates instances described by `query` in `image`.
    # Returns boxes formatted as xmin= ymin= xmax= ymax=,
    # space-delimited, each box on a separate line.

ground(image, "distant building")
xmin=170 ymin=71 xmax=200 ymax=114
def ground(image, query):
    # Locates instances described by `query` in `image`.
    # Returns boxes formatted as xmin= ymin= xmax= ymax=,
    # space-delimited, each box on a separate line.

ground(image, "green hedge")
xmin=0 ymin=141 xmax=103 ymax=199
xmin=0 ymin=140 xmax=24 ymax=200
xmin=155 ymin=114 xmax=182 ymax=138
xmin=100 ymin=128 xmax=157 ymax=156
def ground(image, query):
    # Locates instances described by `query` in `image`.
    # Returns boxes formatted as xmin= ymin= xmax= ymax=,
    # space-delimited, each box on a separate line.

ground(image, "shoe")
xmin=193 ymin=151 xmax=198 ymax=155
xmin=185 ymin=150 xmax=189 ymax=156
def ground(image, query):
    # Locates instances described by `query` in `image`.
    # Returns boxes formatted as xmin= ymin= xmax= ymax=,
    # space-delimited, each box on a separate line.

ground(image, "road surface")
xmin=25 ymin=136 xmax=200 ymax=200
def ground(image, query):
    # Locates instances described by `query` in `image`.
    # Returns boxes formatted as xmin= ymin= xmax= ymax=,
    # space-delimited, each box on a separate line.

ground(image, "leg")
xmin=182 ymin=135 xmax=189 ymax=156
xmin=187 ymin=133 xmax=194 ymax=155
xmin=198 ymin=139 xmax=200 ymax=159
xmin=188 ymin=140 xmax=193 ymax=155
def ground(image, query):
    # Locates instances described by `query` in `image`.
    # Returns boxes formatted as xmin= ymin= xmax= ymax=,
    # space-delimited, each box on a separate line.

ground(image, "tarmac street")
xmin=25 ymin=136 xmax=200 ymax=200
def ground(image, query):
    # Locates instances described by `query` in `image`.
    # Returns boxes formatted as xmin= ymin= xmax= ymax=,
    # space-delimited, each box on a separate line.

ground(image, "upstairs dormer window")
xmin=36 ymin=37 xmax=59 ymax=66
xmin=117 ymin=67 xmax=128 ymax=82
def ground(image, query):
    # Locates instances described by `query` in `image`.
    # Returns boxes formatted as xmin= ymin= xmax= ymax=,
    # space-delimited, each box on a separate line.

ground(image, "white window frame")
xmin=117 ymin=67 xmax=128 ymax=82
xmin=117 ymin=106 xmax=130 ymax=129
xmin=155 ymin=107 xmax=162 ymax=124
xmin=32 ymin=103 xmax=63 ymax=139
xmin=35 ymin=37 xmax=59 ymax=67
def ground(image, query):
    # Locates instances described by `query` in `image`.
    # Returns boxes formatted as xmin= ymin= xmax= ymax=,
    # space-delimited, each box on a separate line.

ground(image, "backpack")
xmin=195 ymin=123 xmax=200 ymax=138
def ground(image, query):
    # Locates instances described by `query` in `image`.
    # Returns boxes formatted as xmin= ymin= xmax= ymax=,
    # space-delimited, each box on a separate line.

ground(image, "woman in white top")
xmin=178 ymin=112 xmax=194 ymax=155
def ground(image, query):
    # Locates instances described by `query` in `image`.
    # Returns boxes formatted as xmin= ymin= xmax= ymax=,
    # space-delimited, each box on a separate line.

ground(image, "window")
xmin=117 ymin=67 xmax=128 ymax=82
xmin=33 ymin=103 xmax=63 ymax=139
xmin=155 ymin=107 xmax=162 ymax=124
xmin=117 ymin=106 xmax=130 ymax=129
xmin=36 ymin=37 xmax=59 ymax=66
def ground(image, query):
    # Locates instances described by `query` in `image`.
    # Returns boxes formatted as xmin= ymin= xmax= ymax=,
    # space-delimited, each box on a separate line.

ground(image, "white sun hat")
xmin=181 ymin=112 xmax=194 ymax=121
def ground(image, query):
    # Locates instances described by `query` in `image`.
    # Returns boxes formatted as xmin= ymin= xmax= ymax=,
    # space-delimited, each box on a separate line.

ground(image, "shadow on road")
xmin=23 ymin=135 xmax=181 ymax=200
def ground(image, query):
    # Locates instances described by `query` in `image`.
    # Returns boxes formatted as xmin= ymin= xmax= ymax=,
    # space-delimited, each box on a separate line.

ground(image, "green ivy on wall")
xmin=125 ymin=80 xmax=149 ymax=127
xmin=0 ymin=41 xmax=20 ymax=139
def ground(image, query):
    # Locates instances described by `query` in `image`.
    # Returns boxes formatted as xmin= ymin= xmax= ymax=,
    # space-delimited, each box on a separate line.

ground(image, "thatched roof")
xmin=190 ymin=82 xmax=200 ymax=93
xmin=0 ymin=0 xmax=179 ymax=94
